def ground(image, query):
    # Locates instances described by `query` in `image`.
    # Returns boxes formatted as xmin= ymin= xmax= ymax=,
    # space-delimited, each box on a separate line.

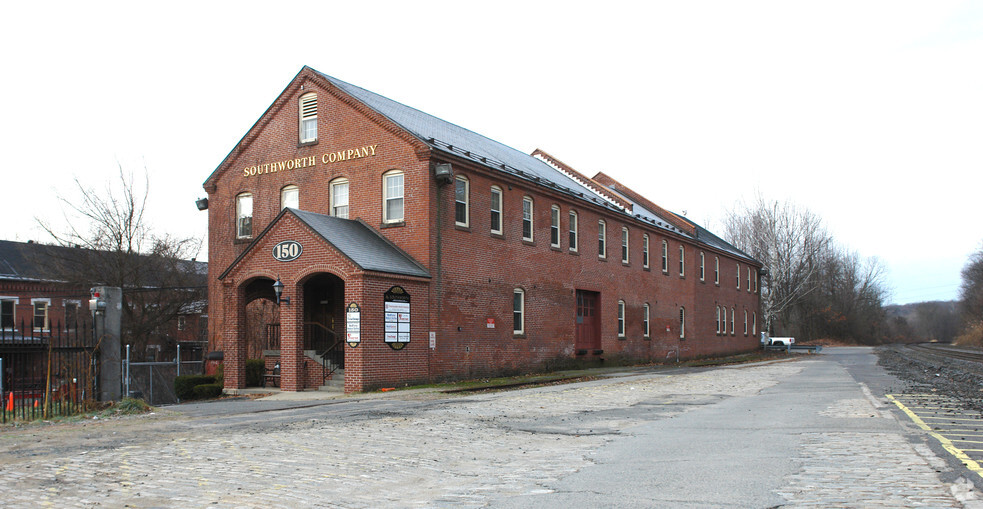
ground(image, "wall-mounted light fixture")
xmin=195 ymin=197 xmax=209 ymax=211
xmin=272 ymin=277 xmax=290 ymax=305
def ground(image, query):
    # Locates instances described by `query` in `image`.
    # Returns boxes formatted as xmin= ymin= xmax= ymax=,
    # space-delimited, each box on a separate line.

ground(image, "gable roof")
xmin=219 ymin=208 xmax=430 ymax=281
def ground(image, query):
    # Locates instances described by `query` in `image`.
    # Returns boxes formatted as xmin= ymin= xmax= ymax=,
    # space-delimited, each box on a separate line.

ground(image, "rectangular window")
xmin=455 ymin=176 xmax=469 ymax=227
xmin=522 ymin=197 xmax=534 ymax=241
xmin=700 ymin=252 xmax=705 ymax=281
xmin=744 ymin=311 xmax=748 ymax=335
xmin=715 ymin=257 xmax=720 ymax=284
xmin=716 ymin=306 xmax=721 ymax=334
xmin=679 ymin=307 xmax=685 ymax=339
xmin=513 ymin=289 xmax=525 ymax=334
xmin=731 ymin=308 xmax=736 ymax=335
xmin=643 ymin=303 xmax=650 ymax=338
xmin=754 ymin=270 xmax=758 ymax=293
xmin=568 ymin=211 xmax=578 ymax=252
xmin=1 ymin=300 xmax=14 ymax=330
xmin=679 ymin=246 xmax=685 ymax=276
xmin=384 ymin=172 xmax=404 ymax=223
xmin=747 ymin=267 xmax=752 ymax=292
xmin=721 ymin=307 xmax=727 ymax=334
xmin=736 ymin=263 xmax=741 ymax=289
xmin=550 ymin=206 xmax=560 ymax=247
xmin=617 ymin=300 xmax=625 ymax=337
xmin=65 ymin=301 xmax=78 ymax=330
xmin=490 ymin=187 xmax=502 ymax=234
xmin=621 ymin=228 xmax=629 ymax=263
xmin=236 ymin=193 xmax=253 ymax=239
xmin=331 ymin=180 xmax=349 ymax=218
xmin=598 ymin=220 xmax=606 ymax=258
xmin=642 ymin=235 xmax=649 ymax=268
xmin=281 ymin=185 xmax=299 ymax=210
xmin=33 ymin=301 xmax=48 ymax=331
xmin=300 ymin=93 xmax=317 ymax=143
xmin=177 ymin=316 xmax=186 ymax=331
xmin=662 ymin=241 xmax=668 ymax=272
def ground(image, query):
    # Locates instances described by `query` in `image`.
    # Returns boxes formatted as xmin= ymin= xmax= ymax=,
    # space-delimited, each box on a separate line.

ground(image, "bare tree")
xmin=958 ymin=243 xmax=983 ymax=345
xmin=37 ymin=166 xmax=204 ymax=360
xmin=722 ymin=193 xmax=832 ymax=335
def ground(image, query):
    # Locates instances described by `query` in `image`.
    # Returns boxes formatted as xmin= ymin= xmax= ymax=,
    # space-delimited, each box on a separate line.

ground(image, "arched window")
xmin=568 ymin=210 xmax=578 ymax=252
xmin=330 ymin=178 xmax=349 ymax=218
xmin=522 ymin=197 xmax=534 ymax=241
xmin=280 ymin=185 xmax=299 ymax=210
xmin=383 ymin=170 xmax=404 ymax=223
xmin=617 ymin=300 xmax=626 ymax=337
xmin=455 ymin=175 xmax=469 ymax=227
xmin=236 ymin=192 xmax=253 ymax=239
xmin=513 ymin=288 xmax=525 ymax=335
xmin=731 ymin=307 xmax=736 ymax=335
xmin=722 ymin=306 xmax=727 ymax=334
xmin=490 ymin=186 xmax=503 ymax=234
xmin=299 ymin=92 xmax=317 ymax=143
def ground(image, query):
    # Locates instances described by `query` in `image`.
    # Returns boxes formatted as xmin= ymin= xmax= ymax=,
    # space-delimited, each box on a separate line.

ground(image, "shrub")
xmin=175 ymin=374 xmax=217 ymax=400
xmin=192 ymin=383 xmax=224 ymax=400
xmin=245 ymin=359 xmax=265 ymax=387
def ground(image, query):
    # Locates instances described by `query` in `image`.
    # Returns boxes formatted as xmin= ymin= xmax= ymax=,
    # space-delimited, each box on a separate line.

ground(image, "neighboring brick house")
xmin=202 ymin=66 xmax=762 ymax=394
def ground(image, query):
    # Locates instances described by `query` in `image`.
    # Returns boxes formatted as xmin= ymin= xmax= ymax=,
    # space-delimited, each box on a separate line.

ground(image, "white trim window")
xmin=743 ymin=310 xmax=748 ymax=336
xmin=598 ymin=220 xmax=607 ymax=258
xmin=754 ymin=270 xmax=759 ymax=293
xmin=643 ymin=234 xmax=650 ymax=268
xmin=700 ymin=252 xmax=705 ymax=281
xmin=1 ymin=297 xmax=17 ymax=330
xmin=621 ymin=227 xmax=629 ymax=264
xmin=736 ymin=263 xmax=741 ymax=289
xmin=715 ymin=257 xmax=720 ymax=284
xmin=32 ymin=298 xmax=50 ymax=331
xmin=330 ymin=178 xmax=349 ymax=218
xmin=550 ymin=205 xmax=561 ymax=247
xmin=513 ymin=289 xmax=525 ymax=335
xmin=662 ymin=240 xmax=669 ymax=272
xmin=731 ymin=307 xmax=736 ymax=335
xmin=236 ymin=192 xmax=253 ymax=239
xmin=679 ymin=307 xmax=686 ymax=339
xmin=383 ymin=170 xmax=404 ymax=223
xmin=617 ymin=300 xmax=626 ymax=338
xmin=568 ymin=211 xmax=578 ymax=252
xmin=721 ymin=306 xmax=727 ymax=335
xmin=679 ymin=245 xmax=685 ymax=276
xmin=643 ymin=303 xmax=650 ymax=338
xmin=490 ymin=186 xmax=503 ymax=234
xmin=177 ymin=316 xmax=187 ymax=331
xmin=747 ymin=267 xmax=752 ymax=292
xmin=454 ymin=175 xmax=469 ymax=227
xmin=299 ymin=92 xmax=317 ymax=143
xmin=280 ymin=185 xmax=299 ymax=210
xmin=716 ymin=306 xmax=721 ymax=334
xmin=522 ymin=197 xmax=534 ymax=241
xmin=753 ymin=312 xmax=757 ymax=336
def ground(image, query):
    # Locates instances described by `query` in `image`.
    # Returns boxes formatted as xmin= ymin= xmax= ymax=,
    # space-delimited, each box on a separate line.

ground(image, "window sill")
xmin=490 ymin=232 xmax=504 ymax=239
xmin=513 ymin=333 xmax=526 ymax=339
xmin=455 ymin=225 xmax=471 ymax=232
xmin=521 ymin=239 xmax=535 ymax=247
xmin=622 ymin=262 xmax=630 ymax=267
xmin=568 ymin=250 xmax=579 ymax=256
xmin=617 ymin=335 xmax=626 ymax=340
xmin=643 ymin=266 xmax=650 ymax=272
xmin=550 ymin=245 xmax=561 ymax=252
xmin=298 ymin=140 xmax=318 ymax=148
xmin=643 ymin=336 xmax=652 ymax=341
xmin=598 ymin=256 xmax=608 ymax=262
xmin=381 ymin=221 xmax=405 ymax=229
xmin=234 ymin=237 xmax=253 ymax=245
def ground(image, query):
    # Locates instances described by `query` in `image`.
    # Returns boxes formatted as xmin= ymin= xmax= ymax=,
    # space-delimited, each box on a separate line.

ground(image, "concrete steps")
xmin=319 ymin=368 xmax=344 ymax=392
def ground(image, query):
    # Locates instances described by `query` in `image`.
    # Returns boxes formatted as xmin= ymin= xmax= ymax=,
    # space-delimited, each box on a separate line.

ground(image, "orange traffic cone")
xmin=5 ymin=392 xmax=12 ymax=412
xmin=34 ymin=399 xmax=39 ymax=408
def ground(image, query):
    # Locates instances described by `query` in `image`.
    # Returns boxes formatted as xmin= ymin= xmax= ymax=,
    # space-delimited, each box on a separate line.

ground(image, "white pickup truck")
xmin=760 ymin=333 xmax=795 ymax=346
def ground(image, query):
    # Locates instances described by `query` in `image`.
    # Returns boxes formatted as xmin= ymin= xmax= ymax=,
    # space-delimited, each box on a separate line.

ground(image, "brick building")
xmin=203 ymin=66 xmax=762 ymax=394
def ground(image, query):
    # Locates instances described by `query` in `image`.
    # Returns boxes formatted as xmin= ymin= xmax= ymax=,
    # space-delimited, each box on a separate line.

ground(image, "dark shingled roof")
xmin=290 ymin=209 xmax=430 ymax=279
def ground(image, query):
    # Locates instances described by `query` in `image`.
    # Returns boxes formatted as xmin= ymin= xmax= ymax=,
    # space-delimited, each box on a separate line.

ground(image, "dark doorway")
xmin=303 ymin=273 xmax=345 ymax=369
xmin=575 ymin=290 xmax=601 ymax=351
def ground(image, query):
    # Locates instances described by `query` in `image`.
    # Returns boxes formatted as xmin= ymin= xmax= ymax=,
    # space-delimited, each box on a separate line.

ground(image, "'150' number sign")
xmin=272 ymin=240 xmax=303 ymax=262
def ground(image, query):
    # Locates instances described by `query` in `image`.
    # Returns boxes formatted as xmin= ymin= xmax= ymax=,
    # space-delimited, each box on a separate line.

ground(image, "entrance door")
xmin=575 ymin=290 xmax=601 ymax=351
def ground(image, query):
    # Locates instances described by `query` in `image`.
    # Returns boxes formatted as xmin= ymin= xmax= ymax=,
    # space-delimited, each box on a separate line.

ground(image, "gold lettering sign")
xmin=243 ymin=144 xmax=379 ymax=178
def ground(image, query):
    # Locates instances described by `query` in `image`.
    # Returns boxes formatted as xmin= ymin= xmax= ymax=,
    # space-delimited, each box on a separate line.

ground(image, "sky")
xmin=1 ymin=1 xmax=980 ymax=305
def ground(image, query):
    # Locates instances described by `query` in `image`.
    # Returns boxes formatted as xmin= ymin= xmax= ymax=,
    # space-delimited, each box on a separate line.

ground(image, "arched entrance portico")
xmin=300 ymin=272 xmax=345 ymax=383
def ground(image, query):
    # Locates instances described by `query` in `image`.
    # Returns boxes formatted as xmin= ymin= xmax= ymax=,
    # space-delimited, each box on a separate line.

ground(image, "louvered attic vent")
xmin=300 ymin=93 xmax=318 ymax=143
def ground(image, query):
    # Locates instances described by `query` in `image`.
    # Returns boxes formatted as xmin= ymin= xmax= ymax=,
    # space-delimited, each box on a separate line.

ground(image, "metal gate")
xmin=0 ymin=319 xmax=100 ymax=422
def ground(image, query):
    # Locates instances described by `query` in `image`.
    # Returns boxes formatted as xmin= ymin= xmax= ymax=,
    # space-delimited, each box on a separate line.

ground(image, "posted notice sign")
xmin=384 ymin=286 xmax=410 ymax=350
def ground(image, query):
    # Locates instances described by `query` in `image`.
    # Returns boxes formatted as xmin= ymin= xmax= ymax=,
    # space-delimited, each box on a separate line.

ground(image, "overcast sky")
xmin=1 ymin=1 xmax=980 ymax=305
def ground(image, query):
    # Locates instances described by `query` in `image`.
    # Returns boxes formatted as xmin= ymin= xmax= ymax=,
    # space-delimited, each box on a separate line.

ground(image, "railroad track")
xmin=905 ymin=342 xmax=983 ymax=363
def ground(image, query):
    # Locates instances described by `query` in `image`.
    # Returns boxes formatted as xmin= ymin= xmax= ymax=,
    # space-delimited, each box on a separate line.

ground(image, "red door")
xmin=575 ymin=290 xmax=601 ymax=351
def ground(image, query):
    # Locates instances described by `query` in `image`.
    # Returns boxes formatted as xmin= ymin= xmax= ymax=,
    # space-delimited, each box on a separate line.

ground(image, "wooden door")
xmin=575 ymin=290 xmax=601 ymax=350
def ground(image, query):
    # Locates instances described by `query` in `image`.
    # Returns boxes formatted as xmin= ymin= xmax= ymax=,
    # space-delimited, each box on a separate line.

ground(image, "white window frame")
xmin=700 ymin=252 xmax=705 ymax=281
xmin=177 ymin=315 xmax=186 ymax=331
xmin=383 ymin=170 xmax=404 ymax=224
xmin=716 ymin=306 xmax=721 ymax=334
xmin=236 ymin=192 xmax=253 ymax=239
xmin=722 ymin=306 xmax=727 ymax=335
xmin=454 ymin=175 xmax=469 ymax=227
xmin=753 ymin=312 xmax=757 ymax=336
xmin=550 ymin=205 xmax=561 ymax=247
xmin=1 ymin=296 xmax=19 ymax=331
xmin=679 ymin=307 xmax=686 ymax=339
xmin=736 ymin=263 xmax=741 ymax=289
xmin=662 ymin=240 xmax=668 ymax=273
xmin=280 ymin=185 xmax=299 ymax=211
xmin=743 ymin=310 xmax=748 ymax=336
xmin=747 ymin=267 xmax=752 ymax=292
xmin=31 ymin=298 xmax=50 ymax=331
xmin=522 ymin=197 xmax=534 ymax=242
xmin=490 ymin=186 xmax=503 ymax=235
xmin=568 ymin=210 xmax=578 ymax=252
xmin=598 ymin=220 xmax=607 ymax=259
xmin=299 ymin=92 xmax=317 ymax=143
xmin=731 ymin=307 xmax=736 ymax=335
xmin=679 ymin=245 xmax=685 ymax=277
xmin=715 ymin=257 xmax=720 ymax=284
xmin=642 ymin=234 xmax=650 ymax=269
xmin=330 ymin=178 xmax=349 ymax=218
xmin=621 ymin=227 xmax=629 ymax=264
xmin=643 ymin=303 xmax=650 ymax=338
xmin=617 ymin=300 xmax=626 ymax=338
xmin=513 ymin=288 xmax=525 ymax=335
xmin=754 ymin=270 xmax=759 ymax=293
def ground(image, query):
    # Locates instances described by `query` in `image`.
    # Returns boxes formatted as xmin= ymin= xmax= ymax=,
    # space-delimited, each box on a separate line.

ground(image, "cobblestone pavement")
xmin=0 ymin=357 xmax=977 ymax=508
